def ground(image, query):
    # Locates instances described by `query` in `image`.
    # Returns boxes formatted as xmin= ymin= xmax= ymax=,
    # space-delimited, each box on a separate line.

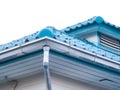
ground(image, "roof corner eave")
xmin=0 ymin=36 xmax=120 ymax=75
xmin=0 ymin=37 xmax=50 ymax=63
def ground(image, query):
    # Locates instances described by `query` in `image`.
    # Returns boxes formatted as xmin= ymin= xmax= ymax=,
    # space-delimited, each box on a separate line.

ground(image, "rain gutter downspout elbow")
xmin=43 ymin=46 xmax=52 ymax=90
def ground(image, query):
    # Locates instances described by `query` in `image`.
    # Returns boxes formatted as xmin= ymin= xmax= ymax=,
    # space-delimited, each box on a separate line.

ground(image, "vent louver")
xmin=100 ymin=33 xmax=120 ymax=53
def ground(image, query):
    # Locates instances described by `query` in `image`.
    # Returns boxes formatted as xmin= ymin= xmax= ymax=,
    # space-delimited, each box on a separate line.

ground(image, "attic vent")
xmin=100 ymin=34 xmax=120 ymax=51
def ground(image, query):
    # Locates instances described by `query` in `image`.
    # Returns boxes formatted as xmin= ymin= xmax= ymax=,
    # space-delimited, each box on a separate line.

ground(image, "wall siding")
xmin=0 ymin=73 xmax=108 ymax=90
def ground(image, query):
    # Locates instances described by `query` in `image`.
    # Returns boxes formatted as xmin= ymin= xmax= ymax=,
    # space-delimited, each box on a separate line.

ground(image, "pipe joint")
xmin=43 ymin=46 xmax=50 ymax=67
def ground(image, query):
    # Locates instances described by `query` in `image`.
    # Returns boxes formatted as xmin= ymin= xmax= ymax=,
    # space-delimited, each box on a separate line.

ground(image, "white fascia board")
xmin=0 ymin=37 xmax=47 ymax=62
xmin=43 ymin=37 xmax=120 ymax=70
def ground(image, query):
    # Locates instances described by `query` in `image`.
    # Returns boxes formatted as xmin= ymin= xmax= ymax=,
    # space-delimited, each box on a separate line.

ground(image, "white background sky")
xmin=0 ymin=0 xmax=120 ymax=44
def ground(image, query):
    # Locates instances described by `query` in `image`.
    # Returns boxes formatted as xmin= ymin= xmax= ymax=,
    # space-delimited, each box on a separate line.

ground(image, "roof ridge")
xmin=62 ymin=16 xmax=120 ymax=32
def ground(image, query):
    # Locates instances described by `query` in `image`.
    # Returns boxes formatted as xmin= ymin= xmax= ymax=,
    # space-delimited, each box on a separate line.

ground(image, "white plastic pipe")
xmin=43 ymin=46 xmax=52 ymax=90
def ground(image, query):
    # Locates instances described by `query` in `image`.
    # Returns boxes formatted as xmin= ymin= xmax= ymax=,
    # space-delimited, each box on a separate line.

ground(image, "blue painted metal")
xmin=95 ymin=16 xmax=104 ymax=23
xmin=0 ymin=17 xmax=120 ymax=63
xmin=38 ymin=27 xmax=55 ymax=38
xmin=62 ymin=16 xmax=120 ymax=33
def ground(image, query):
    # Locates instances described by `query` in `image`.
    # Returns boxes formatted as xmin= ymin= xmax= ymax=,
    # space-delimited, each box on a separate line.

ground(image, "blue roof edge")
xmin=38 ymin=27 xmax=55 ymax=38
xmin=62 ymin=16 xmax=120 ymax=33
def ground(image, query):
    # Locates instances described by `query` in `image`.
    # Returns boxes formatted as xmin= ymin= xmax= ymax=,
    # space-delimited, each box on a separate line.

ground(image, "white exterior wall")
xmin=79 ymin=32 xmax=98 ymax=45
xmin=86 ymin=34 xmax=98 ymax=44
xmin=0 ymin=73 xmax=108 ymax=90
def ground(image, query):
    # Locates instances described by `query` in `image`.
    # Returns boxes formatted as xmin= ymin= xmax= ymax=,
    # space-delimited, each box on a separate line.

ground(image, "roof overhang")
xmin=0 ymin=37 xmax=120 ymax=90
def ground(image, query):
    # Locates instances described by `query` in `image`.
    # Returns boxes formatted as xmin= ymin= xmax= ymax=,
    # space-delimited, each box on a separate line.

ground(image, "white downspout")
xmin=43 ymin=46 xmax=52 ymax=90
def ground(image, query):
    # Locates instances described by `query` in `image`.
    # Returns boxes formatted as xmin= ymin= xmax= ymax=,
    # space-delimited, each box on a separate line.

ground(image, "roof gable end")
xmin=62 ymin=16 xmax=120 ymax=40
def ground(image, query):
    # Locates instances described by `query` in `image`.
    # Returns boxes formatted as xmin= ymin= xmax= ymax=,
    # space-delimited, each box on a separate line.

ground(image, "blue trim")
xmin=63 ymin=16 xmax=120 ymax=33
xmin=97 ymin=32 xmax=100 ymax=45
xmin=66 ymin=25 xmax=98 ymax=36
xmin=98 ymin=24 xmax=120 ymax=40
xmin=50 ymin=50 xmax=120 ymax=76
xmin=95 ymin=16 xmax=104 ymax=23
xmin=38 ymin=28 xmax=54 ymax=38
